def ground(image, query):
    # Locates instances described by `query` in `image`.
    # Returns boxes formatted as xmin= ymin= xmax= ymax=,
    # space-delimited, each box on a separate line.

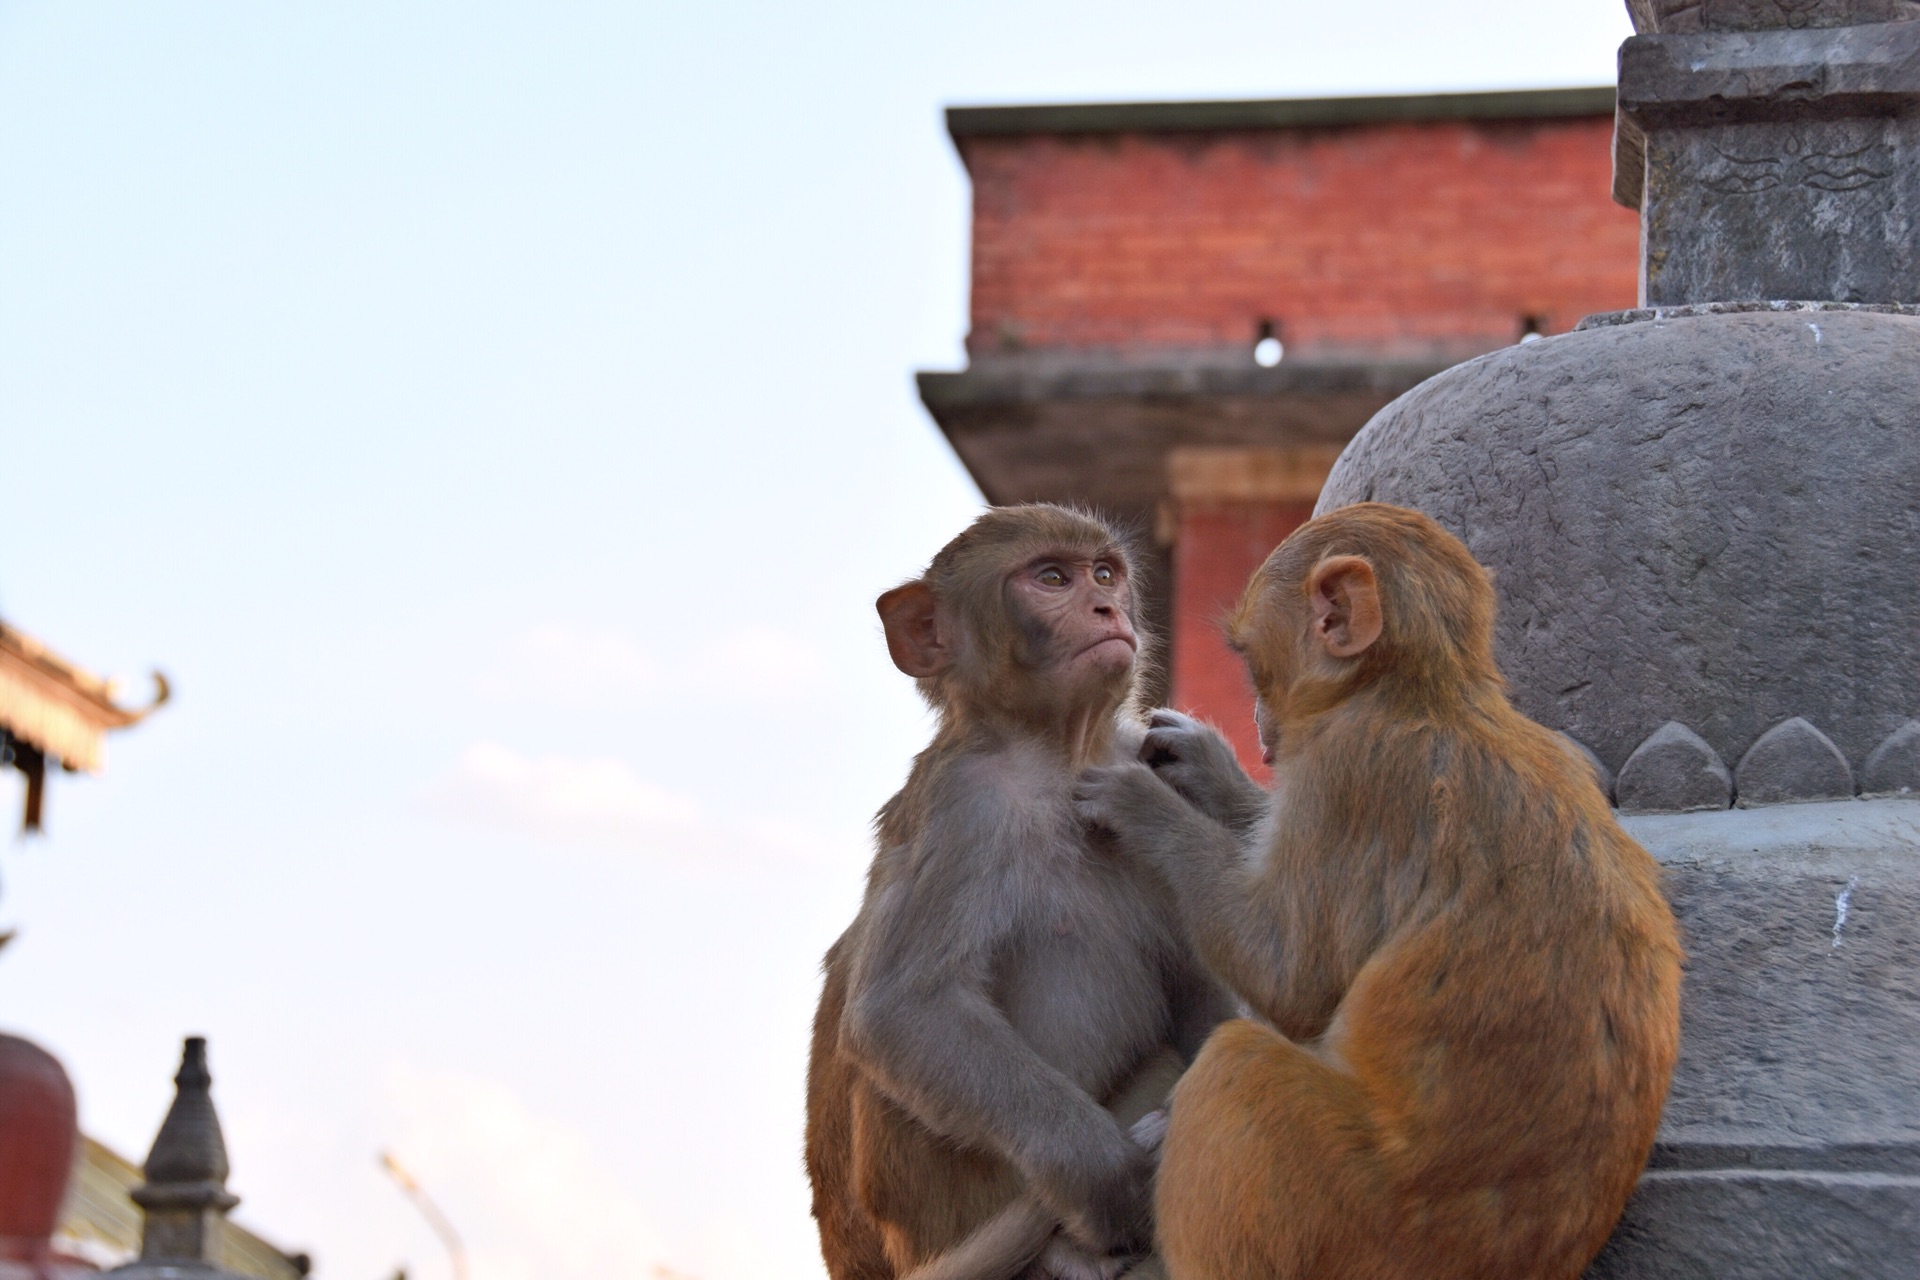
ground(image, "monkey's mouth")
xmin=1078 ymin=635 xmax=1138 ymax=661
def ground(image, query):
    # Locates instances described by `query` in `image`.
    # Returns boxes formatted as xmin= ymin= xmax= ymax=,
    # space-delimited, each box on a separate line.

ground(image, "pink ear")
xmin=1308 ymin=556 xmax=1383 ymax=659
xmin=877 ymin=582 xmax=950 ymax=678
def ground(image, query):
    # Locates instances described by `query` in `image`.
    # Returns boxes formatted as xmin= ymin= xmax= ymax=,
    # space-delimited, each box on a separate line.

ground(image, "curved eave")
xmin=0 ymin=623 xmax=158 ymax=773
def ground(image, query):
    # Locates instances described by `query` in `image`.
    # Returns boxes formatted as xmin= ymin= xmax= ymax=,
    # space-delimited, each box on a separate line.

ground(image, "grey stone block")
xmin=1317 ymin=311 xmax=1920 ymax=788
xmin=1615 ymin=19 xmax=1920 ymax=303
xmin=1560 ymin=731 xmax=1616 ymax=801
xmin=1862 ymin=719 xmax=1920 ymax=795
xmin=1735 ymin=717 xmax=1855 ymax=806
xmin=1585 ymin=800 xmax=1920 ymax=1279
xmin=1626 ymin=800 xmax=1920 ymax=1152
xmin=1589 ymin=1168 xmax=1920 ymax=1279
xmin=1628 ymin=0 xmax=1920 ymax=34
xmin=1618 ymin=722 xmax=1734 ymax=814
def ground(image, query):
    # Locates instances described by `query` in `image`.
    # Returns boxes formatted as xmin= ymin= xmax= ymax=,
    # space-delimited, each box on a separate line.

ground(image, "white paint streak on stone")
xmin=1832 ymin=873 xmax=1859 ymax=948
xmin=1809 ymin=322 xmax=1824 ymax=345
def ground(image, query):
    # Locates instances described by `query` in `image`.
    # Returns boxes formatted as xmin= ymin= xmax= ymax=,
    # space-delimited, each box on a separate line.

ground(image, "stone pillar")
xmin=1617 ymin=1 xmax=1920 ymax=305
xmin=1162 ymin=446 xmax=1339 ymax=773
xmin=1316 ymin=3 xmax=1920 ymax=1275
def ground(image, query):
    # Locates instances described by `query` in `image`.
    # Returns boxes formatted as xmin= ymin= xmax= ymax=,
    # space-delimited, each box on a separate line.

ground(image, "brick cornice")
xmin=947 ymin=86 xmax=1616 ymax=141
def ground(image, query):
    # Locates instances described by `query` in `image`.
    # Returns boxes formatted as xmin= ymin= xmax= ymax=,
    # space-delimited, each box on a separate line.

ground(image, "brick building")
xmin=917 ymin=87 xmax=1639 ymax=771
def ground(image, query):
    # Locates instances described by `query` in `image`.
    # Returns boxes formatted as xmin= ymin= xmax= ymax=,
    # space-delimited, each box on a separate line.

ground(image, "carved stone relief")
xmin=1644 ymin=117 xmax=1920 ymax=304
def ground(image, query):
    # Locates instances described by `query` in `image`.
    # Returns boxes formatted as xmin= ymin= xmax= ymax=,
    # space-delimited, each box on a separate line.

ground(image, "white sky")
xmin=0 ymin=3 xmax=1632 ymax=1278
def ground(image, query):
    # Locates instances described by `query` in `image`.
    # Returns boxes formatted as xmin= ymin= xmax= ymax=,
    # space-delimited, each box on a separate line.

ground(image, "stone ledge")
xmin=1619 ymin=19 xmax=1920 ymax=122
xmin=1647 ymin=1140 xmax=1920 ymax=1174
xmin=916 ymin=356 xmax=1453 ymax=409
xmin=1620 ymin=795 xmax=1920 ymax=858
xmin=1580 ymin=299 xmax=1920 ymax=328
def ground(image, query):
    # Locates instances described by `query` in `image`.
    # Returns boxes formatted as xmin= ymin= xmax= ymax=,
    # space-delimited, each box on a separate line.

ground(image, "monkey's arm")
xmin=1075 ymin=763 xmax=1293 ymax=1021
xmin=840 ymin=841 xmax=1152 ymax=1253
xmin=1167 ymin=955 xmax=1239 ymax=1063
xmin=1139 ymin=710 xmax=1267 ymax=835
xmin=902 ymin=1107 xmax=1168 ymax=1280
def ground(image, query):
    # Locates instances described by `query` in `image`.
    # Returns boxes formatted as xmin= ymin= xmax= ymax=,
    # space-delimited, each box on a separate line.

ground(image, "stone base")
xmin=1587 ymin=799 xmax=1920 ymax=1277
xmin=1593 ymin=1167 xmax=1920 ymax=1279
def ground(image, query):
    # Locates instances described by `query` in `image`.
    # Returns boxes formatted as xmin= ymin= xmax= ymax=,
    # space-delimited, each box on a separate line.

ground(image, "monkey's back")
xmin=806 ymin=939 xmax=897 ymax=1280
xmin=1330 ymin=715 xmax=1682 ymax=1275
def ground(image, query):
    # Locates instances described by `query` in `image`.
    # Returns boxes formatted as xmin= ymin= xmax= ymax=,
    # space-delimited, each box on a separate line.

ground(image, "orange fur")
xmin=1124 ymin=504 xmax=1681 ymax=1280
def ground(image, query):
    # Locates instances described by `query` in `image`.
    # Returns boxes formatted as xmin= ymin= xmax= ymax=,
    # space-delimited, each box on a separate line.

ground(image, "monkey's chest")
xmin=989 ymin=875 xmax=1178 ymax=1090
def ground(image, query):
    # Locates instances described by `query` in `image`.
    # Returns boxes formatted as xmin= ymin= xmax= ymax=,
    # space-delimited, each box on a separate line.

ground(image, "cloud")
xmin=479 ymin=624 xmax=828 ymax=709
xmin=424 ymin=741 xmax=848 ymax=863
xmin=681 ymin=626 xmax=829 ymax=699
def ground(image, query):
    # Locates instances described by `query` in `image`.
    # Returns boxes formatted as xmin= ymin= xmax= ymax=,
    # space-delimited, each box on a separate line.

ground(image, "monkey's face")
xmin=1005 ymin=551 xmax=1138 ymax=701
xmin=1228 ymin=565 xmax=1344 ymax=734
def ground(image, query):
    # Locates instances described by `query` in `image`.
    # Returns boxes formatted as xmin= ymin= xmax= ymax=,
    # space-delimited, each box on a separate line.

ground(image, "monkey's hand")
xmin=1074 ymin=761 xmax=1211 ymax=876
xmin=1028 ymin=1236 xmax=1137 ymax=1280
xmin=1027 ymin=1115 xmax=1154 ymax=1257
xmin=1127 ymin=1108 xmax=1168 ymax=1158
xmin=1140 ymin=709 xmax=1267 ymax=834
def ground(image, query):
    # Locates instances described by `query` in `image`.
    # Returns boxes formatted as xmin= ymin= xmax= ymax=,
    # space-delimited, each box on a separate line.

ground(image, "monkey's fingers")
xmin=1142 ymin=716 xmax=1231 ymax=756
xmin=1071 ymin=769 xmax=1122 ymax=828
xmin=1141 ymin=734 xmax=1212 ymax=774
xmin=1141 ymin=720 xmax=1193 ymax=767
xmin=1126 ymin=1108 xmax=1168 ymax=1155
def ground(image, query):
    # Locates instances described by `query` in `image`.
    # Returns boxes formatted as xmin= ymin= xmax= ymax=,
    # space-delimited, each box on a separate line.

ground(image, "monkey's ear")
xmin=877 ymin=582 xmax=952 ymax=678
xmin=1307 ymin=555 xmax=1383 ymax=659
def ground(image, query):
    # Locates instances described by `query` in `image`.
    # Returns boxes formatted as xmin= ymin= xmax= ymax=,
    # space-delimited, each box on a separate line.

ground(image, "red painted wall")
xmin=1170 ymin=501 xmax=1318 ymax=777
xmin=961 ymin=117 xmax=1639 ymax=359
xmin=957 ymin=111 xmax=1639 ymax=771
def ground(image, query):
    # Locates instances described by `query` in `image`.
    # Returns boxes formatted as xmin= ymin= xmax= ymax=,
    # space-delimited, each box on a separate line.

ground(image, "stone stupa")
xmin=1318 ymin=2 xmax=1919 ymax=1275
xmin=107 ymin=1038 xmax=260 ymax=1280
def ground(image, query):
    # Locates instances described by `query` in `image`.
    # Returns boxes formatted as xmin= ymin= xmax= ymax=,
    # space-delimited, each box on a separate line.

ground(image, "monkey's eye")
xmin=1036 ymin=566 xmax=1069 ymax=587
xmin=1092 ymin=563 xmax=1116 ymax=586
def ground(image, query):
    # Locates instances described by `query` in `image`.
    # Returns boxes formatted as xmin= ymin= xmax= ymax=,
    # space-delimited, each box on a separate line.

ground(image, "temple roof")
xmin=0 ymin=621 xmax=167 ymax=775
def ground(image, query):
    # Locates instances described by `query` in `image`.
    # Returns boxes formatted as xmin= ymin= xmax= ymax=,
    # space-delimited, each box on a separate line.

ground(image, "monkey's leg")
xmin=900 ymin=1198 xmax=1056 ymax=1280
xmin=1156 ymin=1020 xmax=1397 ymax=1280
xmin=902 ymin=1081 xmax=1178 ymax=1280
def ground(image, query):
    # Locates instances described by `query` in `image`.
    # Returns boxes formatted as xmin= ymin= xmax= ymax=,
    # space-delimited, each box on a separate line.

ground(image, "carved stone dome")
xmin=1318 ymin=306 xmax=1920 ymax=809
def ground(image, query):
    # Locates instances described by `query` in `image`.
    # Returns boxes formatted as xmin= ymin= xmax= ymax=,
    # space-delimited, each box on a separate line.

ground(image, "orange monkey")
xmin=1076 ymin=503 xmax=1681 ymax=1280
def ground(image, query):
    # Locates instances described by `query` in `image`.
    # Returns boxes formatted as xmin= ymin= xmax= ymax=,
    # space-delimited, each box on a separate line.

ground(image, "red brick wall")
xmin=1170 ymin=499 xmax=1319 ymax=777
xmin=962 ymin=117 xmax=1640 ymax=360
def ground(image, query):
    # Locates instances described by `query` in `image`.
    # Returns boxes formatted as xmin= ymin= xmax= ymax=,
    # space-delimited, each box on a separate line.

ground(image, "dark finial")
xmin=140 ymin=1036 xmax=232 ymax=1188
